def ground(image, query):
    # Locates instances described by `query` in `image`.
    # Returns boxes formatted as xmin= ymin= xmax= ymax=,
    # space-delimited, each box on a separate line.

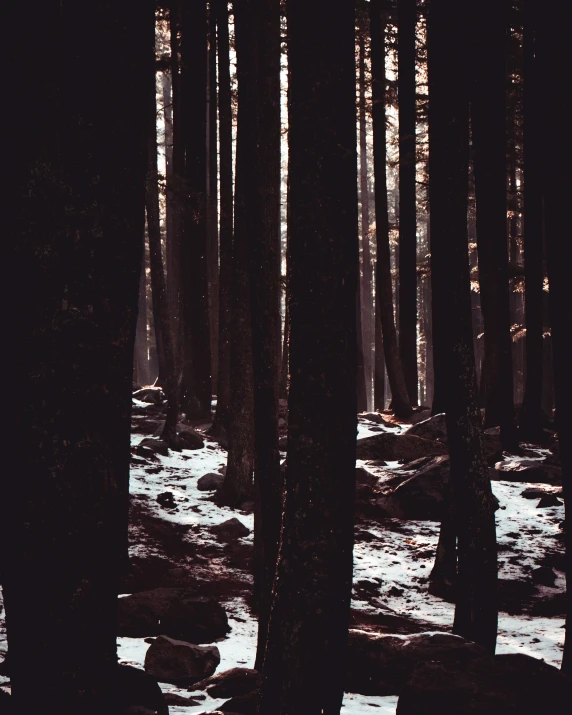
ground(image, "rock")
xmin=157 ymin=491 xmax=177 ymax=509
xmin=379 ymin=456 xmax=450 ymax=520
xmin=138 ymin=438 xmax=169 ymax=457
xmin=118 ymin=664 xmax=169 ymax=715
xmin=197 ymin=473 xmax=225 ymax=491
xmin=176 ymin=428 xmax=205 ymax=450
xmin=144 ymin=635 xmax=220 ymax=686
xmin=278 ymin=436 xmax=288 ymax=450
xmin=361 ymin=412 xmax=399 ymax=429
xmin=521 ymin=487 xmax=550 ymax=499
xmin=134 ymin=388 xmax=165 ymax=404
xmin=531 ymin=566 xmax=557 ymax=586
xmin=482 ymin=429 xmax=504 ymax=463
xmin=346 ymin=630 xmax=486 ymax=696
xmin=356 ymin=433 xmax=447 ymax=463
xmin=537 ymin=494 xmax=563 ymax=508
xmin=193 ymin=668 xmax=261 ymax=698
xmin=211 ymin=518 xmax=251 ymax=541
xmin=407 ymin=413 xmax=447 ymax=442
xmin=396 ymin=653 xmax=572 ymax=715
xmin=164 ymin=692 xmax=202 ymax=706
xmin=409 ymin=409 xmax=433 ymax=425
xmin=118 ymin=588 xmax=229 ymax=643
xmin=493 ymin=460 xmax=562 ymax=485
xmin=219 ymin=690 xmax=259 ymax=714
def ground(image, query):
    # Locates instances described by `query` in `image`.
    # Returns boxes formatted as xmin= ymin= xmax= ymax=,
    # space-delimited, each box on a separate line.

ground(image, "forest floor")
xmin=0 ymin=395 xmax=565 ymax=714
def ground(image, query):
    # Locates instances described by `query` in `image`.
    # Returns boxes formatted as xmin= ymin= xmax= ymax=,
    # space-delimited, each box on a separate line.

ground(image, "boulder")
xmin=278 ymin=436 xmax=288 ymax=450
xmin=537 ymin=494 xmax=563 ymax=508
xmin=193 ymin=668 xmax=261 ymax=698
xmin=361 ymin=412 xmax=399 ymax=429
xmin=409 ymin=409 xmax=433 ymax=425
xmin=176 ymin=428 xmax=205 ymax=450
xmin=396 ymin=653 xmax=572 ymax=715
xmin=134 ymin=388 xmax=164 ymax=404
xmin=493 ymin=460 xmax=562 ymax=485
xmin=379 ymin=456 xmax=450 ymax=520
xmin=482 ymin=429 xmax=503 ymax=464
xmin=211 ymin=518 xmax=251 ymax=541
xmin=346 ymin=630 xmax=486 ymax=696
xmin=356 ymin=433 xmax=447 ymax=463
xmin=530 ymin=566 xmax=557 ymax=586
xmin=219 ymin=690 xmax=259 ymax=714
xmin=407 ymin=413 xmax=447 ymax=442
xmin=118 ymin=664 xmax=169 ymax=715
xmin=197 ymin=473 xmax=225 ymax=491
xmin=118 ymin=588 xmax=229 ymax=643
xmin=144 ymin=636 xmax=220 ymax=686
xmin=156 ymin=491 xmax=177 ymax=509
xmin=137 ymin=438 xmax=169 ymax=457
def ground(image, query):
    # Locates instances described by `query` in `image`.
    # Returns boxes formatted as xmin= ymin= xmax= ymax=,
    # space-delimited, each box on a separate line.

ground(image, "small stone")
xmin=157 ymin=491 xmax=177 ymax=509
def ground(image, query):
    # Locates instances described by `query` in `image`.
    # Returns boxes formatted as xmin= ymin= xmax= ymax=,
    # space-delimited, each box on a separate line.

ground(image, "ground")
xmin=0 ymin=398 xmax=565 ymax=714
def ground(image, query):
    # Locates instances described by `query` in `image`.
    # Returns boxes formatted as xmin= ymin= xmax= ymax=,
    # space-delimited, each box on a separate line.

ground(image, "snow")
xmin=0 ymin=409 xmax=565 ymax=713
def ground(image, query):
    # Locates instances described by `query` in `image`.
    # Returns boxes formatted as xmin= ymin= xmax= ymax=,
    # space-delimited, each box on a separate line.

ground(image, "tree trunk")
xmin=537 ymin=0 xmax=572 ymax=675
xmin=179 ymin=0 xmax=212 ymax=418
xmin=259 ymin=1 xmax=358 ymax=712
xmin=470 ymin=0 xmax=516 ymax=448
xmin=280 ymin=296 xmax=290 ymax=400
xmin=134 ymin=243 xmax=150 ymax=386
xmin=357 ymin=287 xmax=369 ymax=413
xmin=520 ymin=0 xmax=544 ymax=441
xmin=397 ymin=0 xmax=418 ymax=405
xmin=428 ymin=0 xmax=498 ymax=653
xmin=211 ymin=0 xmax=234 ymax=438
xmin=3 ymin=2 xmax=150 ymax=711
xmin=370 ymin=0 xmax=413 ymax=420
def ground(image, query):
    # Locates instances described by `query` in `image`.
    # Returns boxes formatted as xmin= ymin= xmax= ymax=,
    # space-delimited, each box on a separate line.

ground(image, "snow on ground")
xmin=0 ymin=409 xmax=565 ymax=713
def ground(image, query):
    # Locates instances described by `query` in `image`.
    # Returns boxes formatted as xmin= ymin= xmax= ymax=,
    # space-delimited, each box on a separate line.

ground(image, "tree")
xmin=258 ymin=2 xmax=358 ymax=712
xmin=470 ymin=0 xmax=517 ymax=448
xmin=211 ymin=0 xmax=234 ymax=438
xmin=370 ymin=0 xmax=413 ymax=419
xmin=3 ymin=1 xmax=150 ymax=711
xmin=428 ymin=0 xmax=498 ymax=652
xmin=397 ymin=0 xmax=418 ymax=405
xmin=519 ymin=0 xmax=544 ymax=441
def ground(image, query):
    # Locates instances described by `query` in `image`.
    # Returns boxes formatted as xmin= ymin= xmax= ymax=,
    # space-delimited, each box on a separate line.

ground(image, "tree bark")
xmin=520 ymin=0 xmax=544 ymax=441
xmin=470 ymin=0 xmax=517 ymax=448
xmin=3 ymin=2 xmax=150 ymax=711
xmin=428 ymin=0 xmax=498 ymax=653
xmin=370 ymin=0 xmax=413 ymax=420
xmin=397 ymin=0 xmax=418 ymax=405
xmin=259 ymin=1 xmax=358 ymax=712
xmin=211 ymin=0 xmax=234 ymax=438
xmin=134 ymin=243 xmax=150 ymax=386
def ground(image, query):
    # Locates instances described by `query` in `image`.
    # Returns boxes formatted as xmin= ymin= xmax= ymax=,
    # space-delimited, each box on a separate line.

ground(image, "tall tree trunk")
xmin=179 ymin=0 xmax=212 ymax=418
xmin=146 ymin=48 xmax=180 ymax=443
xmin=134 ymin=243 xmax=150 ymax=386
xmin=280 ymin=295 xmax=290 ymax=400
xmin=3 ymin=2 xmax=150 ymax=711
xmin=211 ymin=0 xmax=234 ymax=438
xmin=370 ymin=0 xmax=413 ymax=420
xmin=520 ymin=0 xmax=544 ymax=441
xmin=470 ymin=0 xmax=516 ymax=448
xmin=397 ymin=0 xmax=418 ymax=405
xmin=359 ymin=24 xmax=373 ymax=411
xmin=538 ymin=0 xmax=572 ymax=675
xmin=374 ymin=309 xmax=386 ymax=410
xmin=428 ymin=0 xmax=498 ymax=653
xmin=357 ymin=287 xmax=369 ymax=412
xmin=207 ymin=6 xmax=220 ymax=394
xmin=259 ymin=1 xmax=358 ymax=712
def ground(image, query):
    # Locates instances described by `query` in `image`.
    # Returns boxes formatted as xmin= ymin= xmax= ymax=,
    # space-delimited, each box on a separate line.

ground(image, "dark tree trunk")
xmin=357 ymin=288 xmax=369 ymax=413
xmin=470 ymin=0 xmax=516 ymax=448
xmin=370 ymin=0 xmax=413 ymax=420
xmin=374 ymin=309 xmax=386 ymax=410
xmin=520 ymin=0 xmax=544 ymax=441
xmin=397 ymin=0 xmax=418 ymax=405
xmin=3 ymin=2 xmax=150 ymax=712
xmin=207 ymin=6 xmax=220 ymax=394
xmin=428 ymin=0 xmax=498 ymax=653
xmin=145 ymin=50 xmax=180 ymax=443
xmin=134 ymin=243 xmax=150 ymax=386
xmin=232 ymin=0 xmax=283 ymax=671
xmin=211 ymin=0 xmax=234 ymax=438
xmin=537 ymin=1 xmax=572 ymax=675
xmin=179 ymin=0 xmax=212 ymax=418
xmin=219 ymin=0 xmax=256 ymax=508
xmin=259 ymin=1 xmax=358 ymax=712
xmin=280 ymin=296 xmax=290 ymax=400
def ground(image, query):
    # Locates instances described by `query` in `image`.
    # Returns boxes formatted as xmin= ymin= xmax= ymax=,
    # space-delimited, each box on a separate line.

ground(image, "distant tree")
xmin=428 ymin=0 xmax=498 ymax=652
xmin=3 ymin=1 xmax=150 ymax=711
xmin=370 ymin=0 xmax=413 ymax=419
xmin=259 ymin=1 xmax=358 ymax=712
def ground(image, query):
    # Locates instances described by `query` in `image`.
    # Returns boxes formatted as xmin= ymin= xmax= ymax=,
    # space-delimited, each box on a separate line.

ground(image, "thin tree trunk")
xmin=179 ymin=0 xmax=212 ymax=418
xmin=259 ymin=1 xmax=358 ymax=711
xmin=470 ymin=0 xmax=517 ymax=448
xmin=134 ymin=242 xmax=150 ymax=386
xmin=3 ymin=2 xmax=150 ymax=711
xmin=211 ymin=0 xmax=234 ymax=438
xmin=428 ymin=0 xmax=498 ymax=652
xmin=397 ymin=0 xmax=418 ymax=405
xmin=370 ymin=0 xmax=413 ymax=420
xmin=520 ymin=0 xmax=544 ymax=441
xmin=280 ymin=295 xmax=290 ymax=400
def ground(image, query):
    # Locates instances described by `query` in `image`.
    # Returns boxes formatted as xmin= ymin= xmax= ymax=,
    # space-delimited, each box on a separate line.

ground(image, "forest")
xmin=1 ymin=0 xmax=571 ymax=713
